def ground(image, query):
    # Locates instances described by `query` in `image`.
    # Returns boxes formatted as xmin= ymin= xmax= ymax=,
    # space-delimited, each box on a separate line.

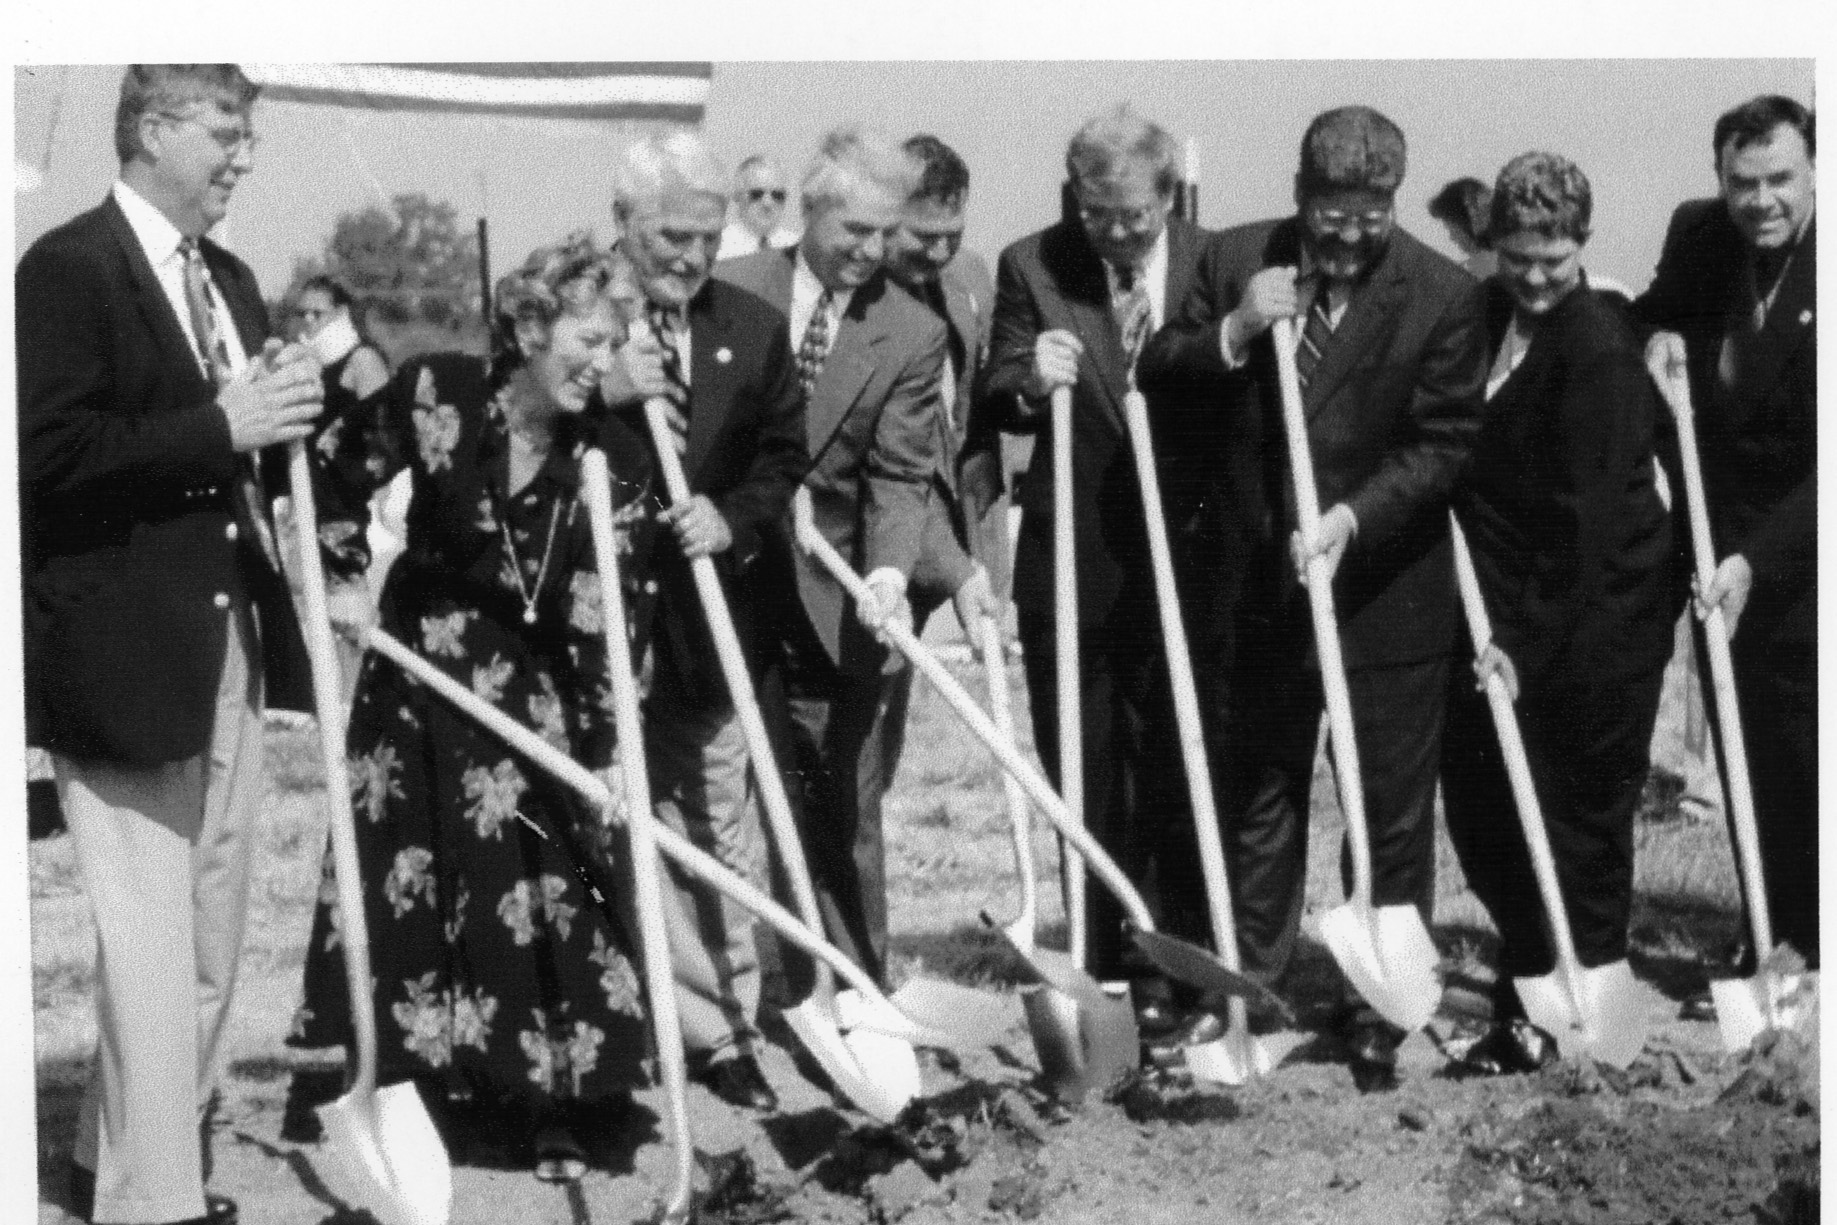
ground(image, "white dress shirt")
xmin=112 ymin=180 xmax=250 ymax=378
xmin=789 ymin=251 xmax=855 ymax=352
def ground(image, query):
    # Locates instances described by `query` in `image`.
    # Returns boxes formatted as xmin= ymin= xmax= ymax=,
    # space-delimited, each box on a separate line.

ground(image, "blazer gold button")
xmin=225 ymin=522 xmax=239 ymax=541
xmin=213 ymin=592 xmax=230 ymax=609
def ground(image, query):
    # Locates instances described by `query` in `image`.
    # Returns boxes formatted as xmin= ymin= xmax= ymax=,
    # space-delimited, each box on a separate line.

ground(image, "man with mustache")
xmin=1140 ymin=105 xmax=1487 ymax=1087
xmin=602 ymin=131 xmax=808 ymax=1113
xmin=1633 ymin=95 xmax=1817 ymax=1001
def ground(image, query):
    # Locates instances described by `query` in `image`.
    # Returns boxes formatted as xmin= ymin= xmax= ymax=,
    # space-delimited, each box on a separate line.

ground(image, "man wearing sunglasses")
xmin=1140 ymin=105 xmax=1487 ymax=1087
xmin=718 ymin=154 xmax=800 ymax=259
xmin=17 ymin=64 xmax=325 ymax=1225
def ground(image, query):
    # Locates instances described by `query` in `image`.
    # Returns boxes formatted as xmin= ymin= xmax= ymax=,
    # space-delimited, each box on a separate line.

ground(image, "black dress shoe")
xmin=1678 ymin=988 xmax=1717 ymax=1023
xmin=1452 ymin=1017 xmax=1558 ymax=1077
xmin=690 ymin=1054 xmax=779 ymax=1112
xmin=1134 ymin=996 xmax=1187 ymax=1040
xmin=1342 ymin=1013 xmax=1405 ymax=1093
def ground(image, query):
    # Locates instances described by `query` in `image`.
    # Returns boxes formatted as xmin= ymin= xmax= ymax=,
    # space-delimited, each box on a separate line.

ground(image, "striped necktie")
xmin=1112 ymin=264 xmax=1153 ymax=379
xmin=1294 ymin=291 xmax=1337 ymax=392
xmin=648 ymin=303 xmax=691 ymax=453
xmin=797 ymin=289 xmax=835 ymax=402
xmin=180 ymin=239 xmax=281 ymax=570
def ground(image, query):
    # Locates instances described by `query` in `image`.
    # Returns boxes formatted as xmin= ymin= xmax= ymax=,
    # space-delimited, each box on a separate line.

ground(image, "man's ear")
xmin=513 ymin=316 xmax=549 ymax=358
xmin=134 ymin=112 xmax=167 ymax=165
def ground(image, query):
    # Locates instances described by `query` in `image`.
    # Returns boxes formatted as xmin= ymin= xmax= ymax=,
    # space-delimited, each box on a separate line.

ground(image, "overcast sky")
xmin=14 ymin=59 xmax=1815 ymax=301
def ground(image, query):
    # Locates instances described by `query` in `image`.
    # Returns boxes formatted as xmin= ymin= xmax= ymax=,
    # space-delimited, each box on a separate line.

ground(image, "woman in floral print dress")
xmin=289 ymin=236 xmax=659 ymax=1180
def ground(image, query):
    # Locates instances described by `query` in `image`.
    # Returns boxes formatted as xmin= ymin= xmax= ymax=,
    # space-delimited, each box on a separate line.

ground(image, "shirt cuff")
xmin=863 ymin=566 xmax=908 ymax=597
xmin=1220 ymin=314 xmax=1253 ymax=369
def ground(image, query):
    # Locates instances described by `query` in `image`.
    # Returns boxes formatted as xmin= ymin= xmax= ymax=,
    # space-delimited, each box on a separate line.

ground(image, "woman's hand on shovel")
xmin=1473 ymin=643 xmax=1520 ymax=703
xmin=1289 ymin=503 xmax=1357 ymax=587
xmin=326 ymin=576 xmax=377 ymax=641
xmin=1694 ymin=554 xmax=1753 ymax=640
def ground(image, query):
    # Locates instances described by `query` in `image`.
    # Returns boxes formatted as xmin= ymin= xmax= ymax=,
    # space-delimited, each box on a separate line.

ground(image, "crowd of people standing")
xmin=16 ymin=63 xmax=1814 ymax=1223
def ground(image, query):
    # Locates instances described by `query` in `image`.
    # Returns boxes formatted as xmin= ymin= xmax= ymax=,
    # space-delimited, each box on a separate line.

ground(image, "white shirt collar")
xmin=112 ymin=179 xmax=188 ymax=268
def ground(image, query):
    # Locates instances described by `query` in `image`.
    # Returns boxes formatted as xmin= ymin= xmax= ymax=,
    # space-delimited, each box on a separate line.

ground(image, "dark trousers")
xmin=1719 ymin=627 xmax=1819 ymax=968
xmin=1211 ymin=630 xmax=1448 ymax=989
xmin=761 ymin=626 xmax=915 ymax=998
xmin=1018 ymin=605 xmax=1208 ymax=983
xmin=1440 ymin=652 xmax=1666 ymax=1004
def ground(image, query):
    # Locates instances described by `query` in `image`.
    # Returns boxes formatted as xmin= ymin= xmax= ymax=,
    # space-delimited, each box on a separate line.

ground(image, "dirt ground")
xmin=30 ymin=651 xmax=1821 ymax=1224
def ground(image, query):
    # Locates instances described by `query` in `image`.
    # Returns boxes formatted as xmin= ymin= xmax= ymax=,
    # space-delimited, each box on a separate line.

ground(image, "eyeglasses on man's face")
xmin=161 ymin=111 xmax=260 ymax=155
xmin=1076 ymin=204 xmax=1162 ymax=234
xmin=746 ymin=188 xmax=787 ymax=204
xmin=1304 ymin=203 xmax=1393 ymax=236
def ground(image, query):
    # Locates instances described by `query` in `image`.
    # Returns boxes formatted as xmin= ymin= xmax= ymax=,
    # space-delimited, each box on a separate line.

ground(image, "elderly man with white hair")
xmin=601 ymin=130 xmax=808 ymax=1112
xmin=718 ymin=127 xmax=948 ymax=998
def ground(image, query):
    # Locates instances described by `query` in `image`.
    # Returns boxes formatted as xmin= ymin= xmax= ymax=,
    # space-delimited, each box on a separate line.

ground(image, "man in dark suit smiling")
xmin=17 ymin=64 xmax=322 ymax=1225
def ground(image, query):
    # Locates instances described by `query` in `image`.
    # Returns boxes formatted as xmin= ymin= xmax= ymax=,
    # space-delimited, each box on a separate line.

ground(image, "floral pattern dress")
xmin=290 ymin=353 xmax=660 ymax=1110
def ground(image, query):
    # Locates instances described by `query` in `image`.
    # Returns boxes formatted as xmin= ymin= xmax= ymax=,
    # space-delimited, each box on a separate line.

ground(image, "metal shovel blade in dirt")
xmin=793 ymin=490 xmax=1286 ymax=1024
xmin=284 ymin=441 xmax=451 ymax=1225
xmin=1450 ymin=514 xmax=1648 ymax=1069
xmin=640 ymin=401 xmax=919 ymax=1122
xmin=971 ymin=611 xmax=1134 ymax=1096
xmin=1272 ymin=320 xmax=1441 ymax=1034
xmin=1654 ymin=364 xmax=1815 ymax=1054
xmin=1121 ymin=389 xmax=1271 ymax=1085
xmin=1710 ymin=952 xmax=1818 ymax=1055
xmin=582 ymin=451 xmax=695 ymax=1223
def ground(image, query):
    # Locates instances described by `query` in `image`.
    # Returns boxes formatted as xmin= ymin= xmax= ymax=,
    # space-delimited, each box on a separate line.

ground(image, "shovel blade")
xmin=1128 ymin=928 xmax=1292 ymax=1023
xmin=1184 ymin=1028 xmax=1275 ymax=1086
xmin=782 ymin=998 xmax=913 ymax=1123
xmin=1514 ymin=962 xmax=1651 ymax=1069
xmin=1315 ymin=903 xmax=1440 ymax=1033
xmin=1022 ymin=981 xmax=1139 ymax=1102
xmin=317 ymin=1083 xmax=451 ymax=1225
xmin=833 ymin=1020 xmax=925 ymax=1111
xmin=882 ymin=978 xmax=1014 ymax=1049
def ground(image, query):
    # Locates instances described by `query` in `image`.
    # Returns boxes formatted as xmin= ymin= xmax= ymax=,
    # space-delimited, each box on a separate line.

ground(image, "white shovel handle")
xmin=1448 ymin=515 xmax=1588 ymax=1005
xmin=356 ymin=625 xmax=914 ymax=1022
xmin=579 ymin=451 xmax=693 ymax=1221
xmin=1272 ymin=318 xmax=1374 ymax=911
xmin=1119 ymin=391 xmax=1245 ymax=975
xmin=1652 ymin=367 xmax=1773 ymax=963
xmin=978 ymin=613 xmax=1037 ymax=933
xmin=286 ymin=440 xmax=381 ymax=1098
xmin=639 ymin=400 xmax=828 ymax=936
xmin=792 ymin=488 xmax=1157 ymax=932
xmin=1050 ymin=385 xmax=1088 ymax=963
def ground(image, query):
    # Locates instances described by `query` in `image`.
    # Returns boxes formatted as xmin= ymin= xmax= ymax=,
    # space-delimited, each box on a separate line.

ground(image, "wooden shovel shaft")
xmin=1050 ymin=386 xmax=1088 ymax=963
xmin=1447 ymin=516 xmax=1589 ymax=1008
xmin=357 ymin=624 xmax=912 ymax=1017
xmin=285 ymin=441 xmax=381 ymax=1097
xmin=640 ymin=400 xmax=829 ymax=936
xmin=1119 ymin=391 xmax=1245 ymax=973
xmin=1655 ymin=370 xmax=1774 ymax=962
xmin=978 ymin=614 xmax=1038 ymax=930
xmin=1271 ymin=318 xmax=1374 ymax=909
xmin=579 ymin=451 xmax=693 ymax=1219
xmin=792 ymin=489 xmax=1158 ymax=932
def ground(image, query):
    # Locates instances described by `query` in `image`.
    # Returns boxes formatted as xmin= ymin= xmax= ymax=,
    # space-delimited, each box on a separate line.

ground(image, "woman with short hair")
xmin=1440 ymin=152 xmax=1678 ymax=1074
xmin=287 ymin=235 xmax=659 ymax=1180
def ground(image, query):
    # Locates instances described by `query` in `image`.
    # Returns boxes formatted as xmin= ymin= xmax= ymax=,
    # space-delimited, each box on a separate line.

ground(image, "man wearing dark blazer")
xmin=16 ymin=65 xmax=323 ymax=1225
xmin=718 ymin=127 xmax=947 ymax=993
xmin=886 ymin=134 xmax=1006 ymax=628
xmin=1139 ymin=106 xmax=1487 ymax=1076
xmin=1633 ymin=95 xmax=1817 ymax=979
xmin=602 ymin=133 xmax=808 ymax=1113
xmin=976 ymin=108 xmax=1212 ymax=1028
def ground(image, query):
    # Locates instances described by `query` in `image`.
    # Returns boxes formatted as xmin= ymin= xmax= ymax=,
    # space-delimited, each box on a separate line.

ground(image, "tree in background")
xmin=277 ymin=192 xmax=488 ymax=363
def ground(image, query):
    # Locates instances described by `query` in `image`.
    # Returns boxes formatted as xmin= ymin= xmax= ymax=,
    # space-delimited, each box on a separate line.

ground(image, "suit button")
xmin=225 ymin=522 xmax=239 ymax=541
xmin=213 ymin=593 xmax=231 ymax=609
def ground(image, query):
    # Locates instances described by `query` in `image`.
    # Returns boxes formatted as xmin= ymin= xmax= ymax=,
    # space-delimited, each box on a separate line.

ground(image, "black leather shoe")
xmin=1342 ymin=1014 xmax=1405 ymax=1093
xmin=1678 ymin=988 xmax=1717 ymax=1023
xmin=1135 ymin=996 xmax=1188 ymax=1040
xmin=691 ymin=1054 xmax=779 ymax=1112
xmin=1452 ymin=1017 xmax=1558 ymax=1077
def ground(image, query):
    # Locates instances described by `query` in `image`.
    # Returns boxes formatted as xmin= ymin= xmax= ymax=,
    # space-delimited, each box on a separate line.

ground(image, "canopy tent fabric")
xmin=242 ymin=62 xmax=711 ymax=123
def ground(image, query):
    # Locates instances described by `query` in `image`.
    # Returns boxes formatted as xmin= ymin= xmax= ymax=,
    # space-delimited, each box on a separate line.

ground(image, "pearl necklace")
xmin=501 ymin=496 xmax=563 ymax=625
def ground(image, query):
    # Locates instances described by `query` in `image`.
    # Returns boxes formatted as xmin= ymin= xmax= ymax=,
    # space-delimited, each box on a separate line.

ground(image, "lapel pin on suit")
xmin=716 ymin=347 xmax=733 ymax=364
xmin=1799 ymin=309 xmax=1813 ymax=326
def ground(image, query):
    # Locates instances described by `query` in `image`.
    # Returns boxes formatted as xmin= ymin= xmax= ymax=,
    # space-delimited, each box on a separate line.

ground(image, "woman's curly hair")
xmin=1489 ymin=152 xmax=1592 ymax=246
xmin=490 ymin=233 xmax=633 ymax=373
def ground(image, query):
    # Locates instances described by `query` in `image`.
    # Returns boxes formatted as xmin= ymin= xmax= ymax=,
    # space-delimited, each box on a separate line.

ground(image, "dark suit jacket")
xmin=1138 ymin=217 xmax=1487 ymax=670
xmin=622 ymin=276 xmax=808 ymax=704
xmin=716 ymin=249 xmax=947 ymax=676
xmin=17 ymin=196 xmax=312 ymax=765
xmin=1631 ymin=201 xmax=1815 ymax=652
xmin=1458 ymin=280 xmax=1676 ymax=689
xmin=976 ymin=216 xmax=1207 ymax=630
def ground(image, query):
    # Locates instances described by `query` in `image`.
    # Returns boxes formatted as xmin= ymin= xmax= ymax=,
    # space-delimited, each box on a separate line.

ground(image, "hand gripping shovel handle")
xmin=1653 ymin=368 xmax=1774 ymax=963
xmin=1448 ymin=516 xmax=1588 ymax=1008
xmin=579 ymin=450 xmax=694 ymax=1224
xmin=977 ymin=613 xmax=1038 ymax=935
xmin=792 ymin=489 xmax=1155 ymax=932
xmin=1119 ymin=391 xmax=1246 ymax=977
xmin=1050 ymin=385 xmax=1089 ymax=963
xmin=354 ymin=626 xmax=943 ymax=1044
xmin=285 ymin=441 xmax=381 ymax=1099
xmin=1271 ymin=318 xmax=1374 ymax=911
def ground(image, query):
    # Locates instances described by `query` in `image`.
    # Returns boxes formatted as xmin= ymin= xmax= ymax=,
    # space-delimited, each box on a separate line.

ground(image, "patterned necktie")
xmin=647 ymin=303 xmax=691 ymax=453
xmin=1112 ymin=264 xmax=1153 ymax=379
xmin=1294 ymin=289 xmax=1338 ymax=392
xmin=797 ymin=289 xmax=835 ymax=402
xmin=181 ymin=239 xmax=280 ymax=570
